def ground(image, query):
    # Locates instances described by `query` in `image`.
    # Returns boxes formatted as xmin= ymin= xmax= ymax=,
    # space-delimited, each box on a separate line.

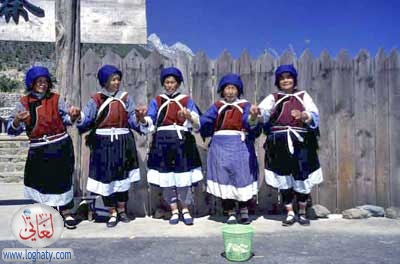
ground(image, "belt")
xmin=30 ymin=132 xmax=67 ymax=143
xmin=214 ymin=130 xmax=246 ymax=141
xmin=157 ymin=124 xmax=188 ymax=140
xmin=271 ymin=126 xmax=307 ymax=154
xmin=95 ymin=128 xmax=130 ymax=142
xmin=29 ymin=132 xmax=69 ymax=148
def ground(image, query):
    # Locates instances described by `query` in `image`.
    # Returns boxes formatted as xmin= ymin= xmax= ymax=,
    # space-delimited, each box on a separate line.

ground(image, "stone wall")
xmin=0 ymin=92 xmax=23 ymax=133
xmin=0 ymin=92 xmax=22 ymax=108
xmin=0 ymin=135 xmax=28 ymax=183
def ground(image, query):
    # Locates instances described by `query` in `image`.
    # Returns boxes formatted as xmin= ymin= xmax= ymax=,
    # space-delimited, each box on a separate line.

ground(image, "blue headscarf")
xmin=275 ymin=64 xmax=298 ymax=88
xmin=160 ymin=67 xmax=184 ymax=85
xmin=217 ymin=73 xmax=243 ymax=96
xmin=25 ymin=66 xmax=52 ymax=91
xmin=97 ymin=65 xmax=122 ymax=87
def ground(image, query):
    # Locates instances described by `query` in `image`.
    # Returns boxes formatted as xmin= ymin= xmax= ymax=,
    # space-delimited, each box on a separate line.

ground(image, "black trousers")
xmin=102 ymin=191 xmax=129 ymax=207
xmin=222 ymin=199 xmax=251 ymax=211
xmin=281 ymin=188 xmax=308 ymax=205
xmin=53 ymin=199 xmax=74 ymax=212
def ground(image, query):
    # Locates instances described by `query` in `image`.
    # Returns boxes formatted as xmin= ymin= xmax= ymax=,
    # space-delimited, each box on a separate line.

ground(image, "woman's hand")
xmin=177 ymin=107 xmax=192 ymax=122
xmin=135 ymin=105 xmax=148 ymax=124
xmin=13 ymin=111 xmax=30 ymax=127
xmin=291 ymin=109 xmax=309 ymax=122
xmin=249 ymin=105 xmax=260 ymax=121
xmin=68 ymin=106 xmax=81 ymax=122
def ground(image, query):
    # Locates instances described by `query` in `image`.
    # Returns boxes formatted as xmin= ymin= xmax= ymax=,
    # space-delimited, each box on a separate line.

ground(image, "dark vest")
xmin=155 ymin=93 xmax=190 ymax=127
xmin=20 ymin=92 xmax=66 ymax=139
xmin=269 ymin=91 xmax=306 ymax=128
xmin=214 ymin=100 xmax=248 ymax=131
xmin=92 ymin=92 xmax=129 ymax=128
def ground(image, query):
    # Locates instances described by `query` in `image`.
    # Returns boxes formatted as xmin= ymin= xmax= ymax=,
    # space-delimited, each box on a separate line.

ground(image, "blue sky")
xmin=146 ymin=0 xmax=399 ymax=59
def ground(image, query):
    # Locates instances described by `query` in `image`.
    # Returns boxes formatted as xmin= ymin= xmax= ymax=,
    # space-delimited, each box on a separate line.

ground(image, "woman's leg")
xmin=177 ymin=186 xmax=194 ymax=225
xmin=116 ymin=191 xmax=130 ymax=223
xmin=163 ymin=187 xmax=179 ymax=224
xmin=238 ymin=199 xmax=251 ymax=224
xmin=102 ymin=194 xmax=118 ymax=227
xmin=222 ymin=199 xmax=237 ymax=224
xmin=295 ymin=192 xmax=310 ymax=226
xmin=56 ymin=199 xmax=77 ymax=229
xmin=280 ymin=188 xmax=296 ymax=226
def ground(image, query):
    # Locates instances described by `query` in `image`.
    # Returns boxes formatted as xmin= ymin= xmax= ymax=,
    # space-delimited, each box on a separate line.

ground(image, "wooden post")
xmin=55 ymin=0 xmax=82 ymax=196
xmin=388 ymin=49 xmax=400 ymax=207
xmin=354 ymin=50 xmax=376 ymax=205
xmin=79 ymin=49 xmax=101 ymax=198
xmin=334 ymin=50 xmax=355 ymax=210
xmin=279 ymin=50 xmax=296 ymax=65
xmin=255 ymin=52 xmax=276 ymax=213
xmin=374 ymin=49 xmax=390 ymax=208
xmin=174 ymin=50 xmax=191 ymax=95
xmin=313 ymin=50 xmax=337 ymax=212
xmin=190 ymin=51 xmax=213 ymax=217
xmin=123 ymin=48 xmax=149 ymax=217
xmin=214 ymin=50 xmax=234 ymax=101
xmin=237 ymin=50 xmax=256 ymax=103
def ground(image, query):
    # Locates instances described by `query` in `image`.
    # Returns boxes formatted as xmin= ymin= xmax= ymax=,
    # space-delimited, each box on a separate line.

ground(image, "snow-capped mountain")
xmin=143 ymin=33 xmax=195 ymax=58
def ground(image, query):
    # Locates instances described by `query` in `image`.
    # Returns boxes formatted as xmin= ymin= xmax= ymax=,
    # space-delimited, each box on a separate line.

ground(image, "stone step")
xmin=0 ymin=148 xmax=28 ymax=156
xmin=0 ymin=141 xmax=29 ymax=148
xmin=0 ymin=162 xmax=25 ymax=173
xmin=0 ymin=155 xmax=26 ymax=163
xmin=0 ymin=183 xmax=25 ymax=199
xmin=0 ymin=171 xmax=24 ymax=183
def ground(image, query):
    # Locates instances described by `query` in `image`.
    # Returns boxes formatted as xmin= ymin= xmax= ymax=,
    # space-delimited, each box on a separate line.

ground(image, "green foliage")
xmin=0 ymin=76 xmax=22 ymax=92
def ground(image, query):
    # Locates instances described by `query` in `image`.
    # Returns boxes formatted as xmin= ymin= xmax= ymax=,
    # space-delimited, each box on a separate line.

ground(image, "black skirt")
xmin=24 ymin=136 xmax=74 ymax=206
xmin=147 ymin=130 xmax=202 ymax=173
xmin=264 ymin=131 xmax=320 ymax=182
xmin=87 ymin=131 xmax=140 ymax=196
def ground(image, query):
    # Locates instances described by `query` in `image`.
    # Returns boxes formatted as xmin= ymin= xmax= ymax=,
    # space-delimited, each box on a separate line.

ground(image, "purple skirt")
xmin=206 ymin=134 xmax=258 ymax=201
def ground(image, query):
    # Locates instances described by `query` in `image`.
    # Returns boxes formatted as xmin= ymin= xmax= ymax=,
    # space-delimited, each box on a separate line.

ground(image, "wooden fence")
xmin=77 ymin=47 xmax=400 ymax=216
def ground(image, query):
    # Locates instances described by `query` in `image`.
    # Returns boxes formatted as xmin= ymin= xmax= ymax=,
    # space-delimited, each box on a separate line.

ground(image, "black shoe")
xmin=297 ymin=214 xmax=310 ymax=226
xmin=282 ymin=215 xmax=296 ymax=226
xmin=169 ymin=213 xmax=179 ymax=225
xmin=182 ymin=212 xmax=194 ymax=225
xmin=118 ymin=211 xmax=130 ymax=223
xmin=240 ymin=217 xmax=251 ymax=225
xmin=106 ymin=215 xmax=118 ymax=228
xmin=226 ymin=215 xmax=237 ymax=225
xmin=63 ymin=215 xmax=77 ymax=230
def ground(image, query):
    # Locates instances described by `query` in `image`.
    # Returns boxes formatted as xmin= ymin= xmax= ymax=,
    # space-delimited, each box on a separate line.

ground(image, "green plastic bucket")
xmin=222 ymin=224 xmax=254 ymax=262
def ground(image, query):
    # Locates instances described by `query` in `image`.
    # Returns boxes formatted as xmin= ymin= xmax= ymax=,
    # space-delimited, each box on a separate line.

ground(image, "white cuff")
xmin=139 ymin=116 xmax=155 ymax=134
xmin=260 ymin=108 xmax=270 ymax=123
xmin=189 ymin=111 xmax=200 ymax=130
xmin=303 ymin=111 xmax=312 ymax=124
xmin=75 ymin=111 xmax=85 ymax=125
xmin=11 ymin=120 xmax=22 ymax=130
xmin=66 ymin=115 xmax=73 ymax=124
xmin=139 ymin=117 xmax=148 ymax=126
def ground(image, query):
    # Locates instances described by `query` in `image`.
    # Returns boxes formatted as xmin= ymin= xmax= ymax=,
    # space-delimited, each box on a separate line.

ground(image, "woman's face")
xmin=163 ymin=76 xmax=180 ymax=95
xmin=106 ymin=74 xmax=121 ymax=93
xmin=32 ymin=77 xmax=50 ymax=94
xmin=278 ymin=72 xmax=295 ymax=92
xmin=222 ymin=84 xmax=239 ymax=102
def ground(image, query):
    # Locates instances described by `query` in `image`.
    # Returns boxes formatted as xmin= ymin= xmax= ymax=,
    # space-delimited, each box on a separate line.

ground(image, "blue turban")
xmin=97 ymin=65 xmax=122 ymax=87
xmin=160 ymin=67 xmax=184 ymax=85
xmin=217 ymin=73 xmax=243 ymax=96
xmin=25 ymin=66 xmax=52 ymax=91
xmin=275 ymin=64 xmax=298 ymax=88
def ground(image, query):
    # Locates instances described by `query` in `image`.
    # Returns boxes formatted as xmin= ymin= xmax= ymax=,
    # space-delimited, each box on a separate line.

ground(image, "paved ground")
xmin=1 ymin=203 xmax=400 ymax=263
xmin=1 ymin=183 xmax=400 ymax=263
xmin=2 ymin=232 xmax=400 ymax=264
